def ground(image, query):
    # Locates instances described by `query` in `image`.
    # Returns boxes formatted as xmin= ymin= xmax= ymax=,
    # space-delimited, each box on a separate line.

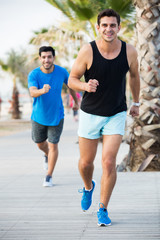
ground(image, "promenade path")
xmin=0 ymin=113 xmax=160 ymax=240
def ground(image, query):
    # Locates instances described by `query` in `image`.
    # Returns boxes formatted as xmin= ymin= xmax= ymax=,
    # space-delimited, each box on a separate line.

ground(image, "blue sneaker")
xmin=79 ymin=180 xmax=96 ymax=211
xmin=97 ymin=203 xmax=111 ymax=226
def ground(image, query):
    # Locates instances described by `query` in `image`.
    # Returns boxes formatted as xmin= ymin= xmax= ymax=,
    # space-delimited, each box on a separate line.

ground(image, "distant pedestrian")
xmin=65 ymin=92 xmax=71 ymax=113
xmin=70 ymin=92 xmax=81 ymax=121
xmin=28 ymin=46 xmax=78 ymax=187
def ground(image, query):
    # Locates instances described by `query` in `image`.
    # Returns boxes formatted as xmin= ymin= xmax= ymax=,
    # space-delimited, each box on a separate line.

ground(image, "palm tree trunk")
xmin=122 ymin=0 xmax=160 ymax=171
xmin=11 ymin=80 xmax=21 ymax=119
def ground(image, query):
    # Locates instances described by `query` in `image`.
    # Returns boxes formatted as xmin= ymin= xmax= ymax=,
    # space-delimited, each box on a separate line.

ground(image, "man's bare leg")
xmin=78 ymin=137 xmax=99 ymax=190
xmin=100 ymin=135 xmax=122 ymax=208
xmin=37 ymin=140 xmax=49 ymax=156
xmin=37 ymin=141 xmax=58 ymax=176
xmin=47 ymin=142 xmax=58 ymax=176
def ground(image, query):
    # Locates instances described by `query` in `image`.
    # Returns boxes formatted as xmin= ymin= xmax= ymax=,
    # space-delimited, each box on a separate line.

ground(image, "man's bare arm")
xmin=68 ymin=44 xmax=99 ymax=92
xmin=29 ymin=84 xmax=51 ymax=98
xmin=127 ymin=45 xmax=140 ymax=117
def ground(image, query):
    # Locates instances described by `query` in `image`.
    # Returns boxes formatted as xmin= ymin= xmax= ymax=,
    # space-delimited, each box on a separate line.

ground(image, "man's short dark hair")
xmin=39 ymin=46 xmax=55 ymax=57
xmin=97 ymin=9 xmax=120 ymax=26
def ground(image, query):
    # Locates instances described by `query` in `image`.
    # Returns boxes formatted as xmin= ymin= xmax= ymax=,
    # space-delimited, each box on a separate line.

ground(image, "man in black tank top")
xmin=69 ymin=9 xmax=140 ymax=226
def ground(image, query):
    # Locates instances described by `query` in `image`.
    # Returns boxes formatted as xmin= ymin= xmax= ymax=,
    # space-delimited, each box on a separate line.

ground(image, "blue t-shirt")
xmin=28 ymin=65 xmax=68 ymax=126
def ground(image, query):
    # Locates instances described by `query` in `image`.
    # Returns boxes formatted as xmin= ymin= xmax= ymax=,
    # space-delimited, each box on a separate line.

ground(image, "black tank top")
xmin=81 ymin=40 xmax=129 ymax=116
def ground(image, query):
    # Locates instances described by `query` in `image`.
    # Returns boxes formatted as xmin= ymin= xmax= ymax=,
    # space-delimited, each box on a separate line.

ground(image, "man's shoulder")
xmin=76 ymin=43 xmax=92 ymax=62
xmin=126 ymin=43 xmax=138 ymax=67
xmin=55 ymin=65 xmax=69 ymax=75
xmin=55 ymin=64 xmax=66 ymax=71
xmin=126 ymin=43 xmax=137 ymax=55
xmin=80 ymin=43 xmax=92 ymax=53
xmin=29 ymin=67 xmax=40 ymax=77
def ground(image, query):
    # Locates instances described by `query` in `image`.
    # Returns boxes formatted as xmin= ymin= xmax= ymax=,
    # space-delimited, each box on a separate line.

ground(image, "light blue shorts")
xmin=78 ymin=110 xmax=127 ymax=139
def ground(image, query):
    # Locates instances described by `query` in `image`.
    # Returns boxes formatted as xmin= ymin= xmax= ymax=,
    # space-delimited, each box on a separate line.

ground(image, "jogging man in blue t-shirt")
xmin=28 ymin=46 xmax=78 ymax=187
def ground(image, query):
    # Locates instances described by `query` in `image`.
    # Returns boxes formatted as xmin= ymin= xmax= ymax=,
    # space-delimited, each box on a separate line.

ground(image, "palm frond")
xmin=45 ymin=0 xmax=73 ymax=19
xmin=67 ymin=0 xmax=94 ymax=20
xmin=0 ymin=60 xmax=8 ymax=71
xmin=107 ymin=0 xmax=135 ymax=20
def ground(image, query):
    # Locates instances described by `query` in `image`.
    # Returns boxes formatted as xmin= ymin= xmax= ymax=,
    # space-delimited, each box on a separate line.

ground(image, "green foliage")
xmin=0 ymin=49 xmax=39 ymax=88
xmin=106 ymin=0 xmax=135 ymax=20
xmin=45 ymin=0 xmax=135 ymax=39
xmin=29 ymin=25 xmax=86 ymax=70
xmin=46 ymin=0 xmax=73 ymax=19
xmin=34 ymin=28 xmax=49 ymax=35
xmin=6 ymin=50 xmax=27 ymax=75
xmin=67 ymin=0 xmax=94 ymax=20
xmin=0 ymin=60 xmax=8 ymax=71
xmin=28 ymin=0 xmax=136 ymax=71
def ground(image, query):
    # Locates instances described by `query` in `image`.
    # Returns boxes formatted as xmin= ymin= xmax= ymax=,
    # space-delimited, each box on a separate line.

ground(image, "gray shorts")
xmin=31 ymin=119 xmax=64 ymax=144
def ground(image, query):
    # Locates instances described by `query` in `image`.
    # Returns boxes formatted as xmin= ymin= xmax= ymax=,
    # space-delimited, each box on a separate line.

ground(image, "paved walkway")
xmin=0 ymin=113 xmax=160 ymax=240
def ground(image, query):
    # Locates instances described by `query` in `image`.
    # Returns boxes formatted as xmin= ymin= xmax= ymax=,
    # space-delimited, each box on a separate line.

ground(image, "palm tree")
xmin=45 ymin=0 xmax=97 ymax=38
xmin=30 ymin=0 xmax=135 ymax=70
xmin=29 ymin=26 xmax=87 ymax=68
xmin=122 ymin=0 xmax=160 ymax=171
xmin=0 ymin=50 xmax=29 ymax=119
xmin=45 ymin=0 xmax=135 ymax=39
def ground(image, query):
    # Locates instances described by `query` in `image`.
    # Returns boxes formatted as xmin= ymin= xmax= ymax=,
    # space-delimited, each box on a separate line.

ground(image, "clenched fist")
xmin=85 ymin=79 xmax=99 ymax=93
xmin=129 ymin=105 xmax=139 ymax=117
xmin=43 ymin=84 xmax=51 ymax=94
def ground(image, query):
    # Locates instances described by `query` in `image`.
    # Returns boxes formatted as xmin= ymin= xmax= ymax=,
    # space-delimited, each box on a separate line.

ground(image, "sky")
xmin=0 ymin=0 xmax=63 ymax=60
xmin=0 ymin=0 xmax=64 ymax=100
